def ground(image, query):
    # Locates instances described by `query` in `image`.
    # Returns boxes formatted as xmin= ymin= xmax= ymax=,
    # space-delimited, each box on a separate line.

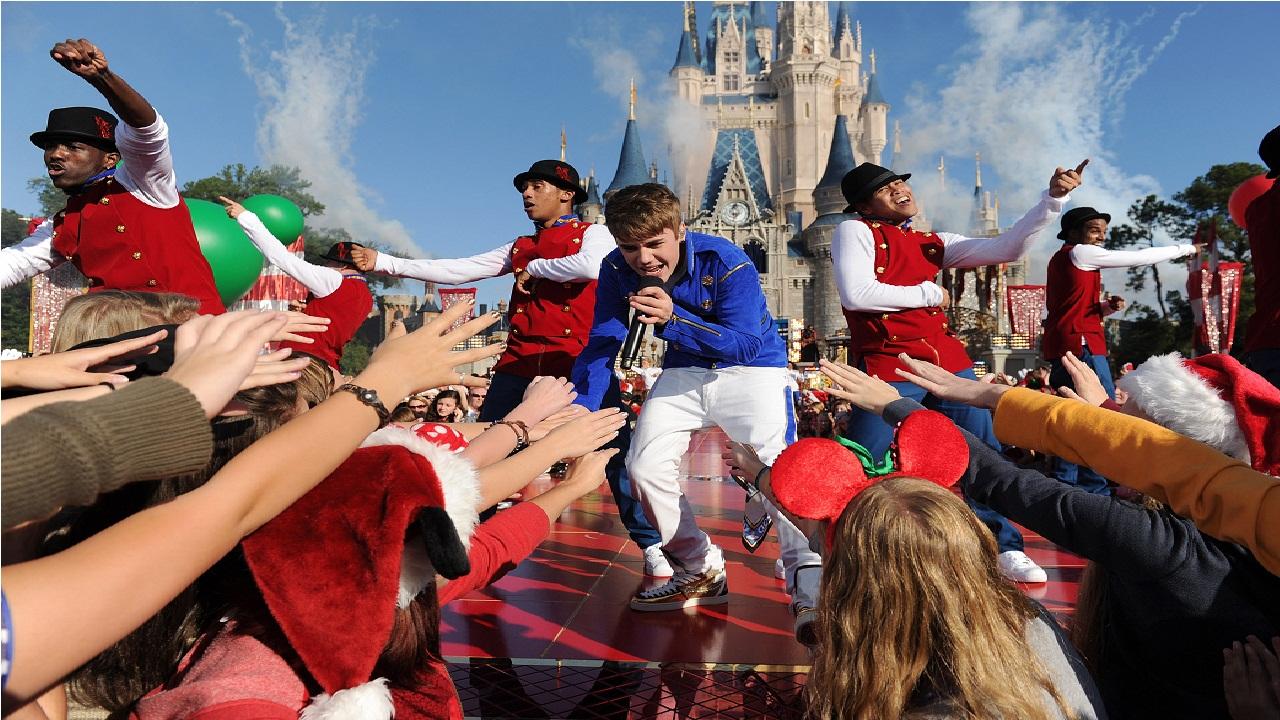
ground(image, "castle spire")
xmin=937 ymin=155 xmax=947 ymax=190
xmin=974 ymin=152 xmax=983 ymax=191
xmin=870 ymin=48 xmax=876 ymax=74
xmin=606 ymin=93 xmax=649 ymax=199
xmin=629 ymin=78 xmax=637 ymax=121
xmin=560 ymin=125 xmax=567 ymax=162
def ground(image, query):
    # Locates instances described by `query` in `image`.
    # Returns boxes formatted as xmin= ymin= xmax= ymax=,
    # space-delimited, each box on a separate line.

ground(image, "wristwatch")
xmin=336 ymin=383 xmax=390 ymax=427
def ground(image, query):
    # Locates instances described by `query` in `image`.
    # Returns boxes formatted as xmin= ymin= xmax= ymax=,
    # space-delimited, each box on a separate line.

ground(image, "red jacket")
xmin=50 ymin=177 xmax=224 ymax=314
xmin=1043 ymin=244 xmax=1107 ymax=360
xmin=842 ymin=220 xmax=971 ymax=378
xmin=1244 ymin=183 xmax=1280 ymax=353
xmin=280 ymin=275 xmax=373 ymax=371
xmin=498 ymin=220 xmax=597 ymax=378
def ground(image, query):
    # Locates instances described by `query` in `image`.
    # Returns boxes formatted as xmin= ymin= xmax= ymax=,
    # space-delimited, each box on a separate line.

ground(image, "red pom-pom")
xmin=771 ymin=438 xmax=869 ymax=521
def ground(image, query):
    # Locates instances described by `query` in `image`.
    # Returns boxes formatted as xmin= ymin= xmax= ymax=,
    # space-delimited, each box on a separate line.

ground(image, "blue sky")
xmin=3 ymin=2 xmax=1277 ymax=308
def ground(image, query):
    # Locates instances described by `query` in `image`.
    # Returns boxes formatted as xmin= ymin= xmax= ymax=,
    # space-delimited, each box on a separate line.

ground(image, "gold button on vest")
xmin=100 ymin=197 xmax=110 ymax=205
xmin=116 ymin=225 xmax=126 ymax=233
xmin=132 ymin=252 xmax=142 ymax=260
xmin=147 ymin=279 xmax=157 ymax=287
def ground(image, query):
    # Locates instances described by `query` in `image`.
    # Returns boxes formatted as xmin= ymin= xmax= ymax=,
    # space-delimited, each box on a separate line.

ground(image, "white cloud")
xmin=896 ymin=3 xmax=1195 ymax=307
xmin=220 ymin=7 xmax=419 ymax=254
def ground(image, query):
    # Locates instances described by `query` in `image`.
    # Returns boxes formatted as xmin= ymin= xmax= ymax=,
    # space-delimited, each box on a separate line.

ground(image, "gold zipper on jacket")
xmin=673 ymin=315 xmax=722 ymax=336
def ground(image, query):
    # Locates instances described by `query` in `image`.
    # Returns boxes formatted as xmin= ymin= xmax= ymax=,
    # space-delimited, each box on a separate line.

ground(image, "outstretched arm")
xmin=50 ymin=38 xmax=154 ymax=128
xmin=354 ymin=244 xmax=514 ymax=284
xmin=0 ymin=221 xmax=62 ymax=289
xmin=222 ymin=200 xmax=342 ymax=298
xmin=1069 ymin=243 xmax=1196 ymax=271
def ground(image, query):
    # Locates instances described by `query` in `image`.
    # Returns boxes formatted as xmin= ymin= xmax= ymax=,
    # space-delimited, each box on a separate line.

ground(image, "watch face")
xmin=720 ymin=201 xmax=750 ymax=226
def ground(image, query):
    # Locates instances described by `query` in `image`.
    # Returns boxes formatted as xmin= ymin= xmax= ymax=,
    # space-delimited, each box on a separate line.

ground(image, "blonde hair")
xmin=51 ymin=291 xmax=200 ymax=352
xmin=807 ymin=478 xmax=1070 ymax=720
xmin=605 ymin=183 xmax=683 ymax=244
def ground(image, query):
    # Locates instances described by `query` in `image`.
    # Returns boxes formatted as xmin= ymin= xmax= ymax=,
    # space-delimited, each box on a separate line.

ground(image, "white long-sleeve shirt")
xmin=371 ymin=223 xmax=616 ymax=285
xmin=236 ymin=211 xmax=342 ymax=298
xmin=1068 ymin=242 xmax=1195 ymax=271
xmin=1 ymin=114 xmax=179 ymax=289
xmin=831 ymin=189 xmax=1068 ymax=313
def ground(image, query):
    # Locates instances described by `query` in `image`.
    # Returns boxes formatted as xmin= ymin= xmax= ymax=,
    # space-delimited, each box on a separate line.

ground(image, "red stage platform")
xmin=441 ymin=477 xmax=1083 ymax=718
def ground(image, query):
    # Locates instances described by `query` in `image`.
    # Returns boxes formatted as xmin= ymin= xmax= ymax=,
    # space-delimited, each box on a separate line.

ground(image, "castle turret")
xmin=858 ymin=50 xmax=889 ymax=165
xmin=813 ymin=114 xmax=856 ymax=216
xmin=774 ymin=1 xmax=837 ymax=224
xmin=671 ymin=28 xmax=703 ymax=103
xmin=751 ymin=1 xmax=773 ymax=66
xmin=801 ymin=113 xmax=859 ymax=342
xmin=577 ymin=172 xmax=603 ymax=224
xmin=605 ymin=82 xmax=651 ymax=202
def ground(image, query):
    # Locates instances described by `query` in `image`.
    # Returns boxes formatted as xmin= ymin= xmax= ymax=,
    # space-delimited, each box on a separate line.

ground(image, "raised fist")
xmin=51 ymin=38 xmax=109 ymax=81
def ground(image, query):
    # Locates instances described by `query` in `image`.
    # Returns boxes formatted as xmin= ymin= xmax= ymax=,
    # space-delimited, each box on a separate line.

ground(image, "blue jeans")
xmin=1048 ymin=350 xmax=1115 ymax=495
xmin=481 ymin=372 xmax=662 ymax=548
xmin=1243 ymin=347 xmax=1280 ymax=390
xmin=843 ymin=367 xmax=1024 ymax=553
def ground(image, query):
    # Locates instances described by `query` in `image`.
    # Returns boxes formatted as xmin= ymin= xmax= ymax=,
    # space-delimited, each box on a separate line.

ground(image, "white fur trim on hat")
xmin=300 ymin=678 xmax=393 ymax=720
xmin=396 ymin=539 xmax=434 ymax=609
xmin=1116 ymin=352 xmax=1250 ymax=461
xmin=361 ymin=426 xmax=481 ymax=549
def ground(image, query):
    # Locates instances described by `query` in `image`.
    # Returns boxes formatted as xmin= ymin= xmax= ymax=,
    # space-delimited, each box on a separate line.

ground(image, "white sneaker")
xmin=774 ymin=558 xmax=786 ymax=580
xmin=998 ymin=550 xmax=1047 ymax=583
xmin=643 ymin=545 xmax=674 ymax=578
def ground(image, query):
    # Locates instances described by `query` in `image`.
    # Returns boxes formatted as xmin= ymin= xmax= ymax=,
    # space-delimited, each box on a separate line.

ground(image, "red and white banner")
xmin=1006 ymin=284 xmax=1047 ymax=344
xmin=229 ymin=236 xmax=310 ymax=312
xmin=1188 ymin=260 xmax=1244 ymax=355
xmin=25 ymin=216 xmax=89 ymax=354
xmin=437 ymin=288 xmax=477 ymax=331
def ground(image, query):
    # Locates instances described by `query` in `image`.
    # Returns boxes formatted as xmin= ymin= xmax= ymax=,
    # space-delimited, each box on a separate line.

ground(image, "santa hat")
xmin=770 ymin=410 xmax=970 ymax=549
xmin=1117 ymin=352 xmax=1280 ymax=475
xmin=241 ymin=426 xmax=480 ymax=720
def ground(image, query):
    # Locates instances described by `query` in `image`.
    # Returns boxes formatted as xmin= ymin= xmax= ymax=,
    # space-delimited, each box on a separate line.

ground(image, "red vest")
xmin=497 ymin=221 xmax=597 ymax=378
xmin=1244 ymin=184 xmax=1280 ymax=353
xmin=842 ymin=221 xmax=972 ymax=378
xmin=280 ymin=275 xmax=373 ymax=371
xmin=1042 ymin=244 xmax=1107 ymax=360
xmin=50 ymin=177 xmax=224 ymax=314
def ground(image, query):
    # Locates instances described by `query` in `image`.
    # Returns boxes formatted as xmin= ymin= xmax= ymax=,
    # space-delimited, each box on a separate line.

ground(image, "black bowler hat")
xmin=1260 ymin=124 xmax=1280 ymax=179
xmin=30 ymin=106 xmax=119 ymax=152
xmin=320 ymin=241 xmax=366 ymax=268
xmin=841 ymin=163 xmax=912 ymax=213
xmin=513 ymin=160 xmax=588 ymax=204
xmin=1057 ymin=206 xmax=1111 ymax=241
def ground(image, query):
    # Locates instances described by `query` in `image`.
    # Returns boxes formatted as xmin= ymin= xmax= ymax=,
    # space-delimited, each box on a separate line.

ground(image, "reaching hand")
xmin=559 ymin=448 xmax=620 ymax=496
xmin=349 ymin=246 xmax=379 ymax=272
xmin=510 ymin=376 xmax=576 ymax=426
xmin=1056 ymin=351 xmax=1110 ymax=406
xmin=165 ymin=311 xmax=306 ymax=418
xmin=722 ymin=441 xmax=765 ymax=484
xmin=893 ymin=353 xmax=1010 ymax=410
xmin=817 ymin=359 xmax=902 ymax=415
xmin=540 ymin=408 xmax=627 ymax=458
xmin=528 ymin=405 xmax=588 ymax=442
xmin=272 ymin=311 xmax=331 ymax=344
xmin=1223 ymin=636 xmax=1280 ymax=720
xmin=1049 ymin=159 xmax=1089 ymax=198
xmin=630 ymin=286 xmax=674 ymax=325
xmin=217 ymin=196 xmax=246 ymax=220
xmin=385 ymin=319 xmax=408 ymax=341
xmin=50 ymin=38 xmax=109 ymax=81
xmin=1 ymin=330 xmax=166 ymax=390
xmin=358 ymin=300 xmax=504 ymax=400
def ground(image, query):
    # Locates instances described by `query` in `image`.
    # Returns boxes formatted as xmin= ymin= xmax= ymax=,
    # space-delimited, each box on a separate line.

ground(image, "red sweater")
xmin=1244 ymin=182 xmax=1280 ymax=353
xmin=129 ymin=504 xmax=550 ymax=720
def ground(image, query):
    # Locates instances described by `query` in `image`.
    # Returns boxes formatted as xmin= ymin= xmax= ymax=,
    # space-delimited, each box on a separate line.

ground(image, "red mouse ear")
xmin=889 ymin=410 xmax=969 ymax=489
xmin=771 ymin=438 xmax=871 ymax=522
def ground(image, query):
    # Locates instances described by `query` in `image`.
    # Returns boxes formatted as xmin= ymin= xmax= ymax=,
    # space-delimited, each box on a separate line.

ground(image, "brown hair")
xmin=605 ymin=183 xmax=683 ymax=244
xmin=807 ymin=478 xmax=1070 ymax=720
xmin=51 ymin=290 xmax=200 ymax=352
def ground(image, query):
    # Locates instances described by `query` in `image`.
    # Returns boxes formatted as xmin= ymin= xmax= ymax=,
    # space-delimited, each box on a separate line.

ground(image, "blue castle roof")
xmin=700 ymin=128 xmax=772 ymax=213
xmin=672 ymin=29 xmax=699 ymax=71
xmin=864 ymin=72 xmax=888 ymax=106
xmin=605 ymin=119 xmax=650 ymax=197
xmin=832 ymin=2 xmax=852 ymax=51
xmin=817 ymin=115 xmax=855 ymax=190
xmin=584 ymin=175 xmax=601 ymax=206
xmin=703 ymin=3 xmax=762 ymax=76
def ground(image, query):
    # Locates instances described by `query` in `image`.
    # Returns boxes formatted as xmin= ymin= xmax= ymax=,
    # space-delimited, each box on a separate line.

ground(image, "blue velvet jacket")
xmin=571 ymin=231 xmax=787 ymax=410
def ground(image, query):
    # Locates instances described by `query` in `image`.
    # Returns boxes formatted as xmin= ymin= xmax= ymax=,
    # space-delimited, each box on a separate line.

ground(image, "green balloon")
xmin=184 ymin=198 xmax=265 ymax=306
xmin=242 ymin=194 xmax=305 ymax=246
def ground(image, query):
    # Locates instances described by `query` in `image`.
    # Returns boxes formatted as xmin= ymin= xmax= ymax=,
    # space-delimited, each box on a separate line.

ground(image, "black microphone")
xmin=621 ymin=276 xmax=665 ymax=371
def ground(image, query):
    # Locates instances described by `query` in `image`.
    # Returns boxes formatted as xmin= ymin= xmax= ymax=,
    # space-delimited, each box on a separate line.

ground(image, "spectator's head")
xmin=810 ymin=478 xmax=1070 ymax=719
xmin=798 ymin=408 xmax=835 ymax=439
xmin=1057 ymin=207 xmax=1111 ymax=245
xmin=513 ymin=159 xmax=585 ymax=224
xmin=428 ymin=389 xmax=462 ymax=422
xmin=606 ymin=183 xmax=684 ymax=283
xmin=406 ymin=394 xmax=430 ymax=418
xmin=389 ymin=403 xmax=419 ymax=427
xmin=31 ymin=107 xmax=120 ymax=192
xmin=51 ymin=291 xmax=199 ymax=352
xmin=466 ymin=385 xmax=487 ymax=413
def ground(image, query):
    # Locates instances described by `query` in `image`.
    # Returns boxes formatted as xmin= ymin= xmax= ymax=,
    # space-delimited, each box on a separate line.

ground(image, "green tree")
xmin=26 ymin=177 xmax=65 ymax=216
xmin=1105 ymin=194 xmax=1193 ymax=318
xmin=339 ymin=337 xmax=371 ymax=376
xmin=1 ymin=210 xmax=34 ymax=351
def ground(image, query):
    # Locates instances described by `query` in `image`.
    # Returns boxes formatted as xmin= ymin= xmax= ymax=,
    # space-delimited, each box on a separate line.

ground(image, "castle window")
xmin=805 ymin=102 xmax=810 ymax=119
xmin=724 ymin=50 xmax=740 ymax=68
xmin=724 ymin=74 xmax=740 ymax=92
xmin=745 ymin=238 xmax=768 ymax=275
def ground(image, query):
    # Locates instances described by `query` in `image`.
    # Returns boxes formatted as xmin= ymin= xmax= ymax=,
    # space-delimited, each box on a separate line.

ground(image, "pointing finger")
xmin=1074 ymin=159 xmax=1090 ymax=175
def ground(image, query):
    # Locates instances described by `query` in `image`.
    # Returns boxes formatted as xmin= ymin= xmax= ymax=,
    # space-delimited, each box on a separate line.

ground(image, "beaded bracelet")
xmin=490 ymin=419 xmax=530 ymax=451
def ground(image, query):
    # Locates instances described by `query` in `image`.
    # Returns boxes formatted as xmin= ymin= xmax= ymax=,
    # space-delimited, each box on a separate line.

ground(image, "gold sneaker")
xmin=630 ymin=568 xmax=729 ymax=612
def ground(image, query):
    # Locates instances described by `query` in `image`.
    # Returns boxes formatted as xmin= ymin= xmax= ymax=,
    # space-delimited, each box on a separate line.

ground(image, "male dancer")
xmin=2 ymin=38 xmax=223 ymax=313
xmin=1043 ymin=205 xmax=1197 ymax=492
xmin=221 ymin=197 xmax=370 ymax=374
xmin=833 ymin=160 xmax=1085 ymax=583
xmin=572 ymin=183 xmax=822 ymax=644
xmin=351 ymin=160 xmax=668 ymax=575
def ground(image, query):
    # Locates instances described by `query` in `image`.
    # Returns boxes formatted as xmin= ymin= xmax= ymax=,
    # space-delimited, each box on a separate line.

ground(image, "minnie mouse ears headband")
xmin=771 ymin=410 xmax=970 ymax=528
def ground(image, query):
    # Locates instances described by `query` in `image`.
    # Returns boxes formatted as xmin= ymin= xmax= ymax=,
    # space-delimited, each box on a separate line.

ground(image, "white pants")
xmin=627 ymin=365 xmax=823 ymax=611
